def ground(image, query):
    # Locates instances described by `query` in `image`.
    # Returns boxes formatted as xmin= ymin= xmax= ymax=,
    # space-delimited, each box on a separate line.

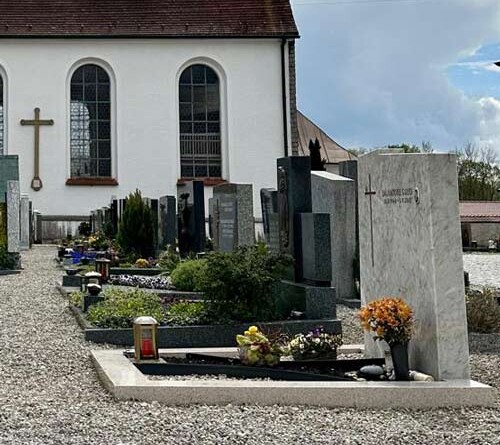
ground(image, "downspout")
xmin=281 ymin=38 xmax=289 ymax=157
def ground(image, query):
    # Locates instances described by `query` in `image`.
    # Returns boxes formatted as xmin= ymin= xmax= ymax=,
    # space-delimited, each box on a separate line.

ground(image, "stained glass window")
xmin=179 ymin=64 xmax=221 ymax=178
xmin=70 ymin=64 xmax=111 ymax=177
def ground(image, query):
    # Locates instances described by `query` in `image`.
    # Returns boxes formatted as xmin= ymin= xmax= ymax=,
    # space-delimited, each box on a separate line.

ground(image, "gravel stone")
xmin=0 ymin=246 xmax=498 ymax=445
xmin=463 ymin=253 xmax=500 ymax=289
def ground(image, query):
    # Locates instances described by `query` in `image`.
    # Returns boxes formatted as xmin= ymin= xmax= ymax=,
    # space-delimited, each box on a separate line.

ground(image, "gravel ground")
xmin=463 ymin=253 xmax=500 ymax=289
xmin=0 ymin=246 xmax=499 ymax=445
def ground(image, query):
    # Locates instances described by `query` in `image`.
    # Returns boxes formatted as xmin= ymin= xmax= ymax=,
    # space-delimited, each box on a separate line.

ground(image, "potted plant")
xmin=359 ymin=297 xmax=414 ymax=380
xmin=236 ymin=326 xmax=283 ymax=367
xmin=287 ymin=327 xmax=342 ymax=361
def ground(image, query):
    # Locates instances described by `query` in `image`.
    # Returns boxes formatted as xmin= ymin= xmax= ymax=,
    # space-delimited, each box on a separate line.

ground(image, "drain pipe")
xmin=281 ymin=38 xmax=289 ymax=157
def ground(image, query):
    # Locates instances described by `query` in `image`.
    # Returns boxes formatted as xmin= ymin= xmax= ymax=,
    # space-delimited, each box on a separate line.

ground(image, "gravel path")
xmin=463 ymin=253 xmax=500 ymax=289
xmin=0 ymin=246 xmax=499 ymax=445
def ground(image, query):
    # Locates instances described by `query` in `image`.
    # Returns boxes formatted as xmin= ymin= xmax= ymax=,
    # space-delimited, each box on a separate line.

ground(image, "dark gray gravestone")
xmin=277 ymin=156 xmax=312 ymax=281
xmin=0 ymin=156 xmax=19 ymax=204
xmin=297 ymin=213 xmax=332 ymax=286
xmin=111 ymin=199 xmax=119 ymax=236
xmin=217 ymin=194 xmax=237 ymax=251
xmin=260 ymin=188 xmax=278 ymax=243
xmin=213 ymin=183 xmax=254 ymax=250
xmin=150 ymin=199 xmax=159 ymax=251
xmin=159 ymin=196 xmax=177 ymax=248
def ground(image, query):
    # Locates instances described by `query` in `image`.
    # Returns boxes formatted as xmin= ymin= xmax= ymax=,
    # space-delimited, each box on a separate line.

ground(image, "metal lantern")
xmin=133 ymin=316 xmax=159 ymax=361
xmin=81 ymin=271 xmax=102 ymax=292
xmin=95 ymin=258 xmax=111 ymax=282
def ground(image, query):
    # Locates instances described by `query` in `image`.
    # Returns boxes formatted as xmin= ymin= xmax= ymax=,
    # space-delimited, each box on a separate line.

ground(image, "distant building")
xmin=460 ymin=201 xmax=500 ymax=248
xmin=297 ymin=111 xmax=356 ymax=174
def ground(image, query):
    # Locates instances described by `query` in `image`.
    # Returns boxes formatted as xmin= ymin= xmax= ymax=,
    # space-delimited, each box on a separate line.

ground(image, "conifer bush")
xmin=117 ymin=190 xmax=155 ymax=259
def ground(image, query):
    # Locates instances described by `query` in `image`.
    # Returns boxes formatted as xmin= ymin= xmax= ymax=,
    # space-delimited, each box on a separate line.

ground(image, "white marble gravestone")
xmin=358 ymin=152 xmax=470 ymax=380
xmin=311 ymin=171 xmax=356 ymax=300
xmin=20 ymin=194 xmax=30 ymax=250
xmin=6 ymin=180 xmax=20 ymax=253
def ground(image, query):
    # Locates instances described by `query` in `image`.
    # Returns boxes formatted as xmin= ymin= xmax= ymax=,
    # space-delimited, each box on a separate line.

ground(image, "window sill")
xmin=177 ymin=177 xmax=227 ymax=187
xmin=66 ymin=177 xmax=119 ymax=186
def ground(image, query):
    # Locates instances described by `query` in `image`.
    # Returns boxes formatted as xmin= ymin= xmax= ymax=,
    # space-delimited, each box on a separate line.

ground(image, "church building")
xmin=0 ymin=0 xmax=299 ymax=223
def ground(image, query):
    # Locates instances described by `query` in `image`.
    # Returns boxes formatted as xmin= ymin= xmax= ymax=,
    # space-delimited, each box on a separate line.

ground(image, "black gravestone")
xmin=277 ymin=156 xmax=312 ymax=281
xmin=160 ymin=196 xmax=177 ymax=248
xmin=178 ymin=181 xmax=205 ymax=256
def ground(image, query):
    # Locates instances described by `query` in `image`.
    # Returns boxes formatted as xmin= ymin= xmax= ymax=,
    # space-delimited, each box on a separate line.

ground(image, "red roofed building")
xmin=460 ymin=201 xmax=500 ymax=248
xmin=0 ymin=0 xmax=299 ymax=236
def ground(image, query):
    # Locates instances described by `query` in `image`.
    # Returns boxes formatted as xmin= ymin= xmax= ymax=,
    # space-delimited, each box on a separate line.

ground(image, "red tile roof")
xmin=460 ymin=201 xmax=500 ymax=223
xmin=0 ymin=0 xmax=299 ymax=38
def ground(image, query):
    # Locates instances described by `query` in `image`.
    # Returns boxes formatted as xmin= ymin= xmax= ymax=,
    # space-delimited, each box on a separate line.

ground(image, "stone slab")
xmin=312 ymin=171 xmax=357 ymax=299
xmin=0 ymin=155 xmax=19 ymax=203
xmin=297 ymin=212 xmax=332 ymax=284
xmin=92 ymin=349 xmax=494 ymax=408
xmin=358 ymin=153 xmax=470 ymax=380
xmin=6 ymin=180 xmax=20 ymax=253
xmin=20 ymin=194 xmax=30 ymax=250
xmin=62 ymin=274 xmax=82 ymax=287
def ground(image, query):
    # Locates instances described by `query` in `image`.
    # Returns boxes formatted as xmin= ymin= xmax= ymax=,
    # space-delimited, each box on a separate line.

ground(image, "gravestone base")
xmin=84 ymin=295 xmax=105 ymax=313
xmin=276 ymin=280 xmax=339 ymax=324
xmin=62 ymin=274 xmax=82 ymax=287
xmin=6 ymin=253 xmax=21 ymax=270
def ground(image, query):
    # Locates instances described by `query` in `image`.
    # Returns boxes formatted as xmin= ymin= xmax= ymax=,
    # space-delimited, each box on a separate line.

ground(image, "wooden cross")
xmin=364 ymin=174 xmax=376 ymax=268
xmin=20 ymin=108 xmax=54 ymax=191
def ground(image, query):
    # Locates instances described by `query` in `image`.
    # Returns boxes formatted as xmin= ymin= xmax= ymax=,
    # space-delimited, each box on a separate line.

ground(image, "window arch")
xmin=179 ymin=64 xmax=221 ymax=178
xmin=0 ymin=74 xmax=4 ymax=155
xmin=70 ymin=64 xmax=111 ymax=178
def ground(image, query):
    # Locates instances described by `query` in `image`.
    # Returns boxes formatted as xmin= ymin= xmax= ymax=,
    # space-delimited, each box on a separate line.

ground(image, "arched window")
xmin=70 ymin=64 xmax=111 ymax=177
xmin=0 ymin=75 xmax=4 ymax=155
xmin=179 ymin=64 xmax=221 ymax=178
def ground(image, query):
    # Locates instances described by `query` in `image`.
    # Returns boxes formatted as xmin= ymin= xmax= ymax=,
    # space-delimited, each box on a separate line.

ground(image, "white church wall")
xmin=0 ymin=38 xmax=286 ymax=218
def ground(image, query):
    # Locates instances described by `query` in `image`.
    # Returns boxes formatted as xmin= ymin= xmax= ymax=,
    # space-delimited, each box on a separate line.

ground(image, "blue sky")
xmin=291 ymin=0 xmax=500 ymax=155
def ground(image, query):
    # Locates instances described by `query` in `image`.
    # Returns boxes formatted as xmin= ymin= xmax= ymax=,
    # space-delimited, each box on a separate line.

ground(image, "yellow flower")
xmin=248 ymin=326 xmax=259 ymax=335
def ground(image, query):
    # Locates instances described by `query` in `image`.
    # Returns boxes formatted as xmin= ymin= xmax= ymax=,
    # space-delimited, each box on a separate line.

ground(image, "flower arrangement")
xmin=287 ymin=327 xmax=342 ymax=361
xmin=134 ymin=258 xmax=149 ymax=268
xmin=236 ymin=326 xmax=283 ymax=367
xmin=359 ymin=297 xmax=414 ymax=345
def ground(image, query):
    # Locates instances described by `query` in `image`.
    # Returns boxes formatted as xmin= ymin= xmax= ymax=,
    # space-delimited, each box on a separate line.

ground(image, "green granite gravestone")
xmin=0 ymin=156 xmax=20 ymax=203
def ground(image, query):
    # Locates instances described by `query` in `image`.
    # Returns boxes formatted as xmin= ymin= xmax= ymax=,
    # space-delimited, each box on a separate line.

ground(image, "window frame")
xmin=0 ymin=66 xmax=7 ymax=155
xmin=176 ymin=59 xmax=227 ymax=183
xmin=66 ymin=59 xmax=117 ymax=186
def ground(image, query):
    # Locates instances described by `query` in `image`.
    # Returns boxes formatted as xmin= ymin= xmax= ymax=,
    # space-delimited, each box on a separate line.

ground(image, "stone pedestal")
xmin=358 ymin=152 xmax=470 ymax=380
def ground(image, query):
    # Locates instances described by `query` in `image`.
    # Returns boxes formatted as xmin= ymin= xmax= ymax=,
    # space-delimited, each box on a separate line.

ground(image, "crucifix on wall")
xmin=20 ymin=108 xmax=54 ymax=191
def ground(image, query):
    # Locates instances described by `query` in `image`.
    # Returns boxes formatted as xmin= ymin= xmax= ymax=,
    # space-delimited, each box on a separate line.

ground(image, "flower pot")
xmin=390 ymin=342 xmax=410 ymax=380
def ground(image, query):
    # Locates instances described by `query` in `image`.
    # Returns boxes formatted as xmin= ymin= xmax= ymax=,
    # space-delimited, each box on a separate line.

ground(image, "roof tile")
xmin=0 ymin=0 xmax=299 ymax=38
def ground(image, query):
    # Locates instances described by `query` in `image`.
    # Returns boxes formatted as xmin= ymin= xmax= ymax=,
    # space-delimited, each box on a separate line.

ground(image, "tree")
xmin=117 ymin=190 xmax=155 ymax=259
xmin=456 ymin=143 xmax=500 ymax=201
xmin=309 ymin=138 xmax=326 ymax=171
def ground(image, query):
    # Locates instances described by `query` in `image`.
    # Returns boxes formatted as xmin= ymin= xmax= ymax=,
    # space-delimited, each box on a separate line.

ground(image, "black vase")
xmin=390 ymin=342 xmax=410 ymax=380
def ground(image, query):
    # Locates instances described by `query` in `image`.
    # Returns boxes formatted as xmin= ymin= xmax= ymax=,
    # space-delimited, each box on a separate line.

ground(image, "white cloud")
xmin=294 ymin=0 xmax=500 ymax=153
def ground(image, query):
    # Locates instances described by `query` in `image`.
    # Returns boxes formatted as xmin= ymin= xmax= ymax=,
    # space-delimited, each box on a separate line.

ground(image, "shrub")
xmin=466 ymin=288 xmax=500 ymax=333
xmin=0 ymin=246 xmax=15 ymax=270
xmin=166 ymin=301 xmax=210 ymax=326
xmin=158 ymin=247 xmax=181 ymax=273
xmin=170 ymin=259 xmax=207 ymax=291
xmin=87 ymin=288 xmax=166 ymax=328
xmin=117 ymin=190 xmax=155 ymax=259
xmin=78 ymin=221 xmax=92 ymax=237
xmin=197 ymin=244 xmax=292 ymax=322
xmin=69 ymin=291 xmax=84 ymax=308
